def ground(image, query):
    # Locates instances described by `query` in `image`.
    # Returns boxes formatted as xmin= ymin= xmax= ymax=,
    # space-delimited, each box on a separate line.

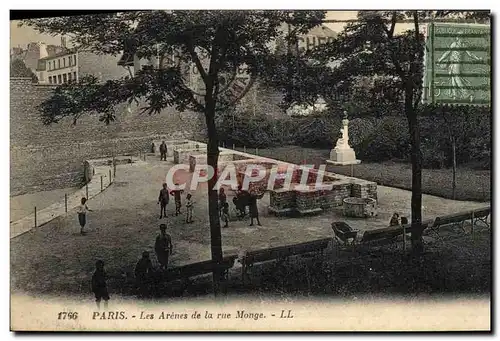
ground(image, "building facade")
xmin=37 ymin=50 xmax=129 ymax=85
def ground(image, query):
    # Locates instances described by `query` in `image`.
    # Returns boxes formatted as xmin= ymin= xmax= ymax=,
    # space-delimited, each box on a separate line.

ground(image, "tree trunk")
xmin=451 ymin=136 xmax=457 ymax=200
xmin=204 ymin=93 xmax=223 ymax=296
xmin=405 ymin=88 xmax=424 ymax=254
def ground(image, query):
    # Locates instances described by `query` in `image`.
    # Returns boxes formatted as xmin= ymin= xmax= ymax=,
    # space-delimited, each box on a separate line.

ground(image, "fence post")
xmin=232 ymin=143 xmax=235 ymax=150
xmin=86 ymin=184 xmax=89 ymax=199
xmin=243 ymin=146 xmax=246 ymax=153
xmin=65 ymin=194 xmax=68 ymax=213
xmin=255 ymin=147 xmax=258 ymax=155
xmin=109 ymin=169 xmax=112 ymax=184
xmin=100 ymin=175 xmax=103 ymax=192
xmin=34 ymin=206 xmax=37 ymax=228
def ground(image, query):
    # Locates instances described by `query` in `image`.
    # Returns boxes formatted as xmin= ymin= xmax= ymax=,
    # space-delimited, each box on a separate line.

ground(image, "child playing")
xmin=170 ymin=184 xmax=184 ymax=216
xmin=77 ymin=197 xmax=93 ymax=235
xmin=91 ymin=260 xmax=109 ymax=310
xmin=185 ymin=193 xmax=194 ymax=223
xmin=221 ymin=202 xmax=229 ymax=228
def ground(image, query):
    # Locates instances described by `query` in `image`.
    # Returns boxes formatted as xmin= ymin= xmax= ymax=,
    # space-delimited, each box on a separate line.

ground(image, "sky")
xmin=10 ymin=11 xmax=415 ymax=49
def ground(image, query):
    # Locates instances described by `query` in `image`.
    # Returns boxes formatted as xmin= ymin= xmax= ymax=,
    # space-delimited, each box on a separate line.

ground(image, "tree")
xmin=10 ymin=58 xmax=38 ymax=82
xmin=22 ymin=10 xmax=325 ymax=295
xmin=268 ymin=10 xmax=489 ymax=253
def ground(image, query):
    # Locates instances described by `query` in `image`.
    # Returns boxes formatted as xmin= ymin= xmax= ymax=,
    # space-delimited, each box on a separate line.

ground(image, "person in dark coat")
xmin=158 ymin=183 xmax=170 ymax=219
xmin=170 ymin=185 xmax=184 ymax=216
xmin=249 ymin=195 xmax=261 ymax=227
xmin=134 ymin=251 xmax=155 ymax=298
xmin=159 ymin=141 xmax=168 ymax=161
xmin=155 ymin=224 xmax=173 ymax=270
xmin=91 ymin=260 xmax=109 ymax=309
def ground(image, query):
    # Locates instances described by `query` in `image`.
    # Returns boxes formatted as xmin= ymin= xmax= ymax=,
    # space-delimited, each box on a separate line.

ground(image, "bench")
xmin=331 ymin=220 xmax=433 ymax=254
xmin=240 ymin=238 xmax=331 ymax=284
xmin=430 ymin=207 xmax=491 ymax=237
xmin=359 ymin=220 xmax=433 ymax=247
xmin=472 ymin=207 xmax=491 ymax=230
xmin=156 ymin=255 xmax=237 ymax=292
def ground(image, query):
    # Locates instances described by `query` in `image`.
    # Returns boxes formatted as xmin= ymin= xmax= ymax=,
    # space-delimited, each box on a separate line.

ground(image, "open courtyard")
xmin=10 ymin=152 xmax=490 ymax=299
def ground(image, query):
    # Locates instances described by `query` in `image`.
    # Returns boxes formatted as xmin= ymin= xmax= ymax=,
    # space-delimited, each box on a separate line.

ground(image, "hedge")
xmin=216 ymin=107 xmax=491 ymax=169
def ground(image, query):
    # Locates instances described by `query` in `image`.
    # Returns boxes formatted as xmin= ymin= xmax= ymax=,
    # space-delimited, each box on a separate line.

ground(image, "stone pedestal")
xmin=327 ymin=115 xmax=361 ymax=170
xmin=329 ymin=147 xmax=357 ymax=163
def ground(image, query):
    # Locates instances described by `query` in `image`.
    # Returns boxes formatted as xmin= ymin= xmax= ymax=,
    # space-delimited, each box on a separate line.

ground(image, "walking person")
xmin=154 ymin=224 xmax=173 ymax=271
xmin=159 ymin=141 xmax=168 ymax=161
xmin=91 ymin=260 xmax=110 ymax=310
xmin=170 ymin=185 xmax=184 ymax=216
xmin=185 ymin=193 xmax=194 ymax=223
xmin=134 ymin=251 xmax=155 ymax=298
xmin=157 ymin=183 xmax=170 ymax=219
xmin=77 ymin=197 xmax=93 ymax=235
xmin=249 ymin=195 xmax=262 ymax=227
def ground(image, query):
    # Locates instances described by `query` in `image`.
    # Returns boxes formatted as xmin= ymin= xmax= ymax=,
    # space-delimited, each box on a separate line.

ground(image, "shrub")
xmin=357 ymin=117 xmax=410 ymax=162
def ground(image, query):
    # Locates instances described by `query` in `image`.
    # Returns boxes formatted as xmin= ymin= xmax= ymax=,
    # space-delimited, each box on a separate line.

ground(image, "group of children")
xmin=157 ymin=183 xmax=194 ymax=223
xmin=158 ymin=183 xmax=231 ymax=227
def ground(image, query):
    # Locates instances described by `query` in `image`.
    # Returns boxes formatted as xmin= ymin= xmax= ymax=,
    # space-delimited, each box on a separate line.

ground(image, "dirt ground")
xmin=10 ymin=156 xmax=490 ymax=299
xmin=10 ymin=186 xmax=80 ymax=222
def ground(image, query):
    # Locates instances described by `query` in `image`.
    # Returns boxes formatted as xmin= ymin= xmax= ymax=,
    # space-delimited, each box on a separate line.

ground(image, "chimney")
xmin=38 ymin=42 xmax=48 ymax=59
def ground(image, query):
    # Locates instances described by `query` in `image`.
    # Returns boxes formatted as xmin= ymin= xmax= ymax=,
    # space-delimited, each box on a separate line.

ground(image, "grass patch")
xmin=243 ymin=146 xmax=490 ymax=202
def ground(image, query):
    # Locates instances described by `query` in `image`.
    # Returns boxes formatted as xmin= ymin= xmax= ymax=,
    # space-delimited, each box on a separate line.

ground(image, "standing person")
xmin=221 ymin=202 xmax=229 ymax=228
xmin=154 ymin=224 xmax=173 ymax=271
xmin=249 ymin=195 xmax=261 ymax=227
xmin=185 ymin=193 xmax=194 ymax=223
xmin=134 ymin=251 xmax=155 ymax=298
xmin=91 ymin=260 xmax=109 ymax=310
xmin=170 ymin=184 xmax=184 ymax=216
xmin=157 ymin=183 xmax=170 ymax=219
xmin=77 ymin=197 xmax=93 ymax=235
xmin=218 ymin=187 xmax=227 ymax=217
xmin=159 ymin=141 xmax=168 ymax=161
xmin=389 ymin=213 xmax=400 ymax=226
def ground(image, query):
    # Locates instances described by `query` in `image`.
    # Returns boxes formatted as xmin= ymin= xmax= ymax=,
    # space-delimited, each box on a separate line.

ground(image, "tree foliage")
xmin=23 ymin=10 xmax=326 ymax=294
xmin=10 ymin=58 xmax=38 ymax=81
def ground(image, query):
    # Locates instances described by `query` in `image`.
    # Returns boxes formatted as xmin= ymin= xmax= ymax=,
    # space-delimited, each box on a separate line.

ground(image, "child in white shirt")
xmin=77 ymin=197 xmax=93 ymax=235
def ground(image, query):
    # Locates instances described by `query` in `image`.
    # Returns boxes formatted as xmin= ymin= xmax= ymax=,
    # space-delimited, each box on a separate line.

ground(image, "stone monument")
xmin=326 ymin=111 xmax=361 ymax=173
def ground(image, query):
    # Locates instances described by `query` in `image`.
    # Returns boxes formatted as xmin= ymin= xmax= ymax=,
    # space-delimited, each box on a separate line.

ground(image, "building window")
xmin=53 ymin=61 xmax=55 ymax=69
xmin=68 ymin=73 xmax=72 ymax=81
xmin=73 ymin=71 xmax=77 ymax=81
xmin=58 ymin=59 xmax=61 ymax=68
xmin=63 ymin=74 xmax=67 ymax=83
xmin=47 ymin=63 xmax=51 ymax=71
xmin=48 ymin=76 xmax=52 ymax=84
xmin=68 ymin=57 xmax=71 ymax=66
xmin=63 ymin=58 xmax=66 ymax=67
xmin=58 ymin=75 xmax=62 ymax=84
xmin=73 ymin=55 xmax=76 ymax=65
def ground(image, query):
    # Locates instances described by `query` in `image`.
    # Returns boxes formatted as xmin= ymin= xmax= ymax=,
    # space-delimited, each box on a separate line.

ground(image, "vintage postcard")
xmin=9 ymin=9 xmax=491 ymax=332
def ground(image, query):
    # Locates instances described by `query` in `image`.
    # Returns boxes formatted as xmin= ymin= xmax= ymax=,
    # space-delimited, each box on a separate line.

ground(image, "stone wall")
xmin=10 ymin=77 xmax=207 ymax=195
